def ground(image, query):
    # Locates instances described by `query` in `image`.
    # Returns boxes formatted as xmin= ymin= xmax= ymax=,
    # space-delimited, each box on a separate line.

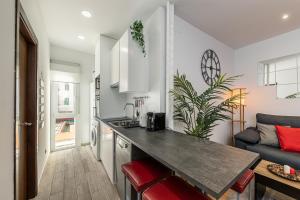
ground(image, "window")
xmin=259 ymin=54 xmax=300 ymax=99
xmin=57 ymin=82 xmax=75 ymax=113
xmin=64 ymin=97 xmax=70 ymax=105
xmin=65 ymin=83 xmax=69 ymax=91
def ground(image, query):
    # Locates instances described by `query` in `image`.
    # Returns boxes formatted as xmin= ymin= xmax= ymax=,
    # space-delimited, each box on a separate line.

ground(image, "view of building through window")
xmin=54 ymin=82 xmax=78 ymax=149
xmin=58 ymin=83 xmax=74 ymax=113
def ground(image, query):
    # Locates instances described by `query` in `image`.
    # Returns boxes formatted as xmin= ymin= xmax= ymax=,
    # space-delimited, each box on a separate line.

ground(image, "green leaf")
xmin=130 ymin=20 xmax=146 ymax=57
xmin=170 ymin=71 xmax=244 ymax=139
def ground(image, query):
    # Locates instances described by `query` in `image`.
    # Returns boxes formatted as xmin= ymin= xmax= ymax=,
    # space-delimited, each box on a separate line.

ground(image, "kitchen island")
xmin=102 ymin=118 xmax=260 ymax=199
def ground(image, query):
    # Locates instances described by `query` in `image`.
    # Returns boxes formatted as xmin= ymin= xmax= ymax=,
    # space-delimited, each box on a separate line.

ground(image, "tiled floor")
xmin=33 ymin=146 xmax=294 ymax=200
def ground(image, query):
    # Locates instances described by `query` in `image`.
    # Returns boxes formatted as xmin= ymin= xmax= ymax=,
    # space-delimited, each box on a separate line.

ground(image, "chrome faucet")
xmin=124 ymin=103 xmax=135 ymax=121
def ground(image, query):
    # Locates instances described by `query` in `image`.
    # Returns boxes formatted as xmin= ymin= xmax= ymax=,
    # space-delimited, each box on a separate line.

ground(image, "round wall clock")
xmin=201 ymin=49 xmax=221 ymax=86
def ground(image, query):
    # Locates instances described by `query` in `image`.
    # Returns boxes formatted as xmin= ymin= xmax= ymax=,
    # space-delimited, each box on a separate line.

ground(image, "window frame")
xmin=261 ymin=54 xmax=300 ymax=99
xmin=263 ymin=55 xmax=299 ymax=89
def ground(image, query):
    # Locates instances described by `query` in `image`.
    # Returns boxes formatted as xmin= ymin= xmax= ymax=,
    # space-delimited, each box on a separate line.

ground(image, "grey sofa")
xmin=235 ymin=113 xmax=300 ymax=169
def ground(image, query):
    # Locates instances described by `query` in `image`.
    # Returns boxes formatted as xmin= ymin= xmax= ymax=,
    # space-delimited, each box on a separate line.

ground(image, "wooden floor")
xmin=32 ymin=146 xmax=294 ymax=200
xmin=32 ymin=146 xmax=119 ymax=200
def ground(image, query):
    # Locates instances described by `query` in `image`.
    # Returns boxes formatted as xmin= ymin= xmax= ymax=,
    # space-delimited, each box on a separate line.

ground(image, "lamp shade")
xmin=231 ymin=88 xmax=246 ymax=106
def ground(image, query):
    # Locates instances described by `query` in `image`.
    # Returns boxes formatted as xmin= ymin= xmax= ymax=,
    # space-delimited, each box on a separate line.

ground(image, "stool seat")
xmin=121 ymin=159 xmax=171 ymax=192
xmin=142 ymin=176 xmax=211 ymax=200
xmin=231 ymin=169 xmax=254 ymax=193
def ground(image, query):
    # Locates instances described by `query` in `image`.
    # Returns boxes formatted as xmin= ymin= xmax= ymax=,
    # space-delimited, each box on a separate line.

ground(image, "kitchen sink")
xmin=109 ymin=120 xmax=140 ymax=128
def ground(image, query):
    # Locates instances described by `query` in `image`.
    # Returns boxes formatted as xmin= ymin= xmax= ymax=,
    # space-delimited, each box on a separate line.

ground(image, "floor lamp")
xmin=231 ymin=88 xmax=246 ymax=145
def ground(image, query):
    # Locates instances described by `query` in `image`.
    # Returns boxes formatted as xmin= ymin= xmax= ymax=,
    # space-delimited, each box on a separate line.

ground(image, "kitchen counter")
xmin=102 ymin=118 xmax=259 ymax=199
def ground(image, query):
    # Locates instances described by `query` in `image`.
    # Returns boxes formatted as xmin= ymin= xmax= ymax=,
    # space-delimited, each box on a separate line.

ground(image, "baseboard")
xmin=81 ymin=142 xmax=90 ymax=146
xmin=38 ymin=150 xmax=49 ymax=186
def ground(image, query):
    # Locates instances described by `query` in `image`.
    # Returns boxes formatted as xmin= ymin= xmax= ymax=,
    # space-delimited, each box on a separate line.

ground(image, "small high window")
xmin=258 ymin=54 xmax=300 ymax=99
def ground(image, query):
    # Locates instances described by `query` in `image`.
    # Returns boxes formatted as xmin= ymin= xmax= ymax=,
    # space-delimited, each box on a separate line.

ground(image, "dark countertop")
xmin=102 ymin=118 xmax=259 ymax=199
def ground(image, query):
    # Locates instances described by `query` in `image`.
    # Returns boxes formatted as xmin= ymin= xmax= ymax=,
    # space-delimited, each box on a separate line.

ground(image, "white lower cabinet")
xmin=100 ymin=121 xmax=114 ymax=183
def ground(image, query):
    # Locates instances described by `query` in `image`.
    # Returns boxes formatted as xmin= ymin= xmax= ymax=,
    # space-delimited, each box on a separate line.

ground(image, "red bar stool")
xmin=142 ymin=176 xmax=211 ymax=200
xmin=121 ymin=159 xmax=171 ymax=200
xmin=231 ymin=169 xmax=254 ymax=200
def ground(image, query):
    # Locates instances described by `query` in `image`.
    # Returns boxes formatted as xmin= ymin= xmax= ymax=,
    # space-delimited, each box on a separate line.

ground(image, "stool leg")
xmin=137 ymin=192 xmax=141 ymax=200
xmin=237 ymin=192 xmax=240 ymax=200
xmin=124 ymin=176 xmax=127 ymax=200
xmin=249 ymin=180 xmax=251 ymax=200
xmin=249 ymin=178 xmax=254 ymax=200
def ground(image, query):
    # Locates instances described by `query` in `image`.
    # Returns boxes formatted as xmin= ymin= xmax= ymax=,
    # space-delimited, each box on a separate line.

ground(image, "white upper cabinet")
xmin=111 ymin=41 xmax=120 ymax=87
xmin=95 ymin=39 xmax=100 ymax=76
xmin=119 ymin=30 xmax=149 ymax=93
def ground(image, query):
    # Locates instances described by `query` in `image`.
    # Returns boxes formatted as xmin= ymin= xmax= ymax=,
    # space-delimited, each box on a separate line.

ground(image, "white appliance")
xmin=90 ymin=119 xmax=101 ymax=160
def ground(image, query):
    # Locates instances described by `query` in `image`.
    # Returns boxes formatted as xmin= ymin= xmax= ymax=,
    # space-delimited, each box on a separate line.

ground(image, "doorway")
xmin=15 ymin=5 xmax=38 ymax=200
xmin=50 ymin=81 xmax=80 ymax=151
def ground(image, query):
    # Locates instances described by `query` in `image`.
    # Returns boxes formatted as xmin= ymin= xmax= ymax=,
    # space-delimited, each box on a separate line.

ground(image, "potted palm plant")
xmin=170 ymin=71 xmax=244 ymax=139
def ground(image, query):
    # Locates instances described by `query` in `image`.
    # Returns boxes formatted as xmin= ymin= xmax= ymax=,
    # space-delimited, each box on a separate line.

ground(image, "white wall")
xmin=125 ymin=7 xmax=166 ymax=118
xmin=20 ymin=0 xmax=51 ymax=184
xmin=97 ymin=35 xmax=127 ymax=118
xmin=50 ymin=45 xmax=94 ymax=144
xmin=0 ymin=0 xmax=15 ymax=198
xmin=51 ymin=70 xmax=80 ymax=83
xmin=234 ymin=28 xmax=300 ymax=126
xmin=173 ymin=16 xmax=235 ymax=144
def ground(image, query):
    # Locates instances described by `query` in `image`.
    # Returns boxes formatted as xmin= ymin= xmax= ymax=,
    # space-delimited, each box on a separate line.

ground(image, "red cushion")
xmin=276 ymin=126 xmax=300 ymax=153
xmin=142 ymin=176 xmax=211 ymax=200
xmin=122 ymin=159 xmax=171 ymax=192
xmin=231 ymin=169 xmax=254 ymax=193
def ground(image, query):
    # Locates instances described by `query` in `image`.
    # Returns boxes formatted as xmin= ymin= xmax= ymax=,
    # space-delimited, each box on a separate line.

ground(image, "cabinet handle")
xmin=118 ymin=141 xmax=128 ymax=149
xmin=19 ymin=122 xmax=32 ymax=127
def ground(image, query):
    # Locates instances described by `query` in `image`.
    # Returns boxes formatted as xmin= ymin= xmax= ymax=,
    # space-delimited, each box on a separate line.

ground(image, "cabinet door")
xmin=100 ymin=122 xmax=114 ymax=183
xmin=119 ymin=31 xmax=129 ymax=93
xmin=111 ymin=41 xmax=120 ymax=86
xmin=95 ymin=40 xmax=100 ymax=76
xmin=119 ymin=29 xmax=149 ymax=93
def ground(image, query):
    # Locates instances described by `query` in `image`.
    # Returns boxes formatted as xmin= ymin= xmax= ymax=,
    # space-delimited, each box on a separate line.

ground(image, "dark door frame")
xmin=14 ymin=1 xmax=39 ymax=199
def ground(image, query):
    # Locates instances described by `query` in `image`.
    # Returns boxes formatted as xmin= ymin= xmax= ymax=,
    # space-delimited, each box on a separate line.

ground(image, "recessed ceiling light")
xmin=282 ymin=14 xmax=289 ymax=20
xmin=77 ymin=35 xmax=85 ymax=40
xmin=81 ymin=10 xmax=92 ymax=18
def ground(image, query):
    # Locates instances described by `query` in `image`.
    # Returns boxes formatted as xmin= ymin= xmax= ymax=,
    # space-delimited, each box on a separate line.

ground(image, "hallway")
xmin=33 ymin=146 xmax=119 ymax=200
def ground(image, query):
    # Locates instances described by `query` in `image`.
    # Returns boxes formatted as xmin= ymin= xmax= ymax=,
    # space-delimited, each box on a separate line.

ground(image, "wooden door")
xmin=16 ymin=33 xmax=29 ymax=200
xmin=15 ymin=5 xmax=38 ymax=200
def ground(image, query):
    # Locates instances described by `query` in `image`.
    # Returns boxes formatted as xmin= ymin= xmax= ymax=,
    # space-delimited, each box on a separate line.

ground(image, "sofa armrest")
xmin=234 ymin=127 xmax=260 ymax=144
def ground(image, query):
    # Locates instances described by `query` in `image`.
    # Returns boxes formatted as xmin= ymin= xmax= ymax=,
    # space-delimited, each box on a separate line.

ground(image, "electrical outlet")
xmin=45 ymin=149 xmax=47 ymax=154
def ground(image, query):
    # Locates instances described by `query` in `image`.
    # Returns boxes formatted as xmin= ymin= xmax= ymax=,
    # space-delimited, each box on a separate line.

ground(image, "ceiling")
xmin=39 ymin=0 xmax=166 ymax=54
xmin=175 ymin=0 xmax=300 ymax=49
xmin=39 ymin=0 xmax=300 ymax=54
